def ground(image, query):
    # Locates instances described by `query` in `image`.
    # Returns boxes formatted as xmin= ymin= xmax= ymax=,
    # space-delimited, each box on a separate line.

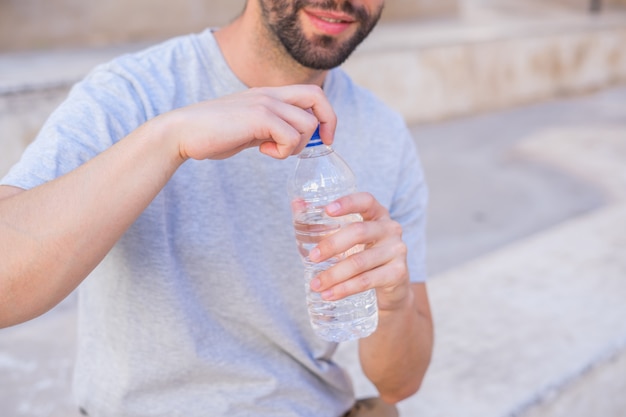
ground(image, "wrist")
xmin=377 ymin=282 xmax=415 ymax=316
xmin=144 ymin=111 xmax=189 ymax=168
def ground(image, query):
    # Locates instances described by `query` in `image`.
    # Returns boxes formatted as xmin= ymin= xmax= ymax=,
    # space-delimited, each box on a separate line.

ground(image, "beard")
xmin=259 ymin=0 xmax=383 ymax=70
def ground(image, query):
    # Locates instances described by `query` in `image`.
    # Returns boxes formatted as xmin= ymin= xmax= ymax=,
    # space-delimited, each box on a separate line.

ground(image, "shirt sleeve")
xmin=1 ymin=64 xmax=148 ymax=190
xmin=390 ymin=124 xmax=429 ymax=283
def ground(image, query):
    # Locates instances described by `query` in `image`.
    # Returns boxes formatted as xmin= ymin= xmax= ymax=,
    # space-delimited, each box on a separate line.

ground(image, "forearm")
xmin=0 ymin=118 xmax=183 ymax=327
xmin=358 ymin=283 xmax=433 ymax=404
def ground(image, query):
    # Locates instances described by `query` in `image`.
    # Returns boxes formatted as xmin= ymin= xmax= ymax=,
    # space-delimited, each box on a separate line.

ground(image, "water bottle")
xmin=288 ymin=127 xmax=378 ymax=343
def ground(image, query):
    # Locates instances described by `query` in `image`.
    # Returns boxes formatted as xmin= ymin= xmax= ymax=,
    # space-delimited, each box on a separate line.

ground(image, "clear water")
xmin=294 ymin=211 xmax=378 ymax=342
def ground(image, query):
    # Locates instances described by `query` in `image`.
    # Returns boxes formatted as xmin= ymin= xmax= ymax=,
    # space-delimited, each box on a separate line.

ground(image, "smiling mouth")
xmin=312 ymin=10 xmax=356 ymax=24
xmin=304 ymin=9 xmax=357 ymax=35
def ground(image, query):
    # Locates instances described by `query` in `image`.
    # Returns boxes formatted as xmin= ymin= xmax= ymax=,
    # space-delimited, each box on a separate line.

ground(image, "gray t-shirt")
xmin=2 ymin=29 xmax=428 ymax=417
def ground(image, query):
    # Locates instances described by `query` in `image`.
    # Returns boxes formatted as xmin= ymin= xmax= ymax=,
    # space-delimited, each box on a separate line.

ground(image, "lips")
xmin=304 ymin=9 xmax=357 ymax=36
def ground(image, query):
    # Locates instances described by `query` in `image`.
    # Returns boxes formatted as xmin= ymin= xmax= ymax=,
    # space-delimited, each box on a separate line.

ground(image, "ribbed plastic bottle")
xmin=288 ymin=127 xmax=378 ymax=342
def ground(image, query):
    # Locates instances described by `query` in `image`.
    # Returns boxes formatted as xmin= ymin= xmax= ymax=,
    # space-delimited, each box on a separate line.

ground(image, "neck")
xmin=213 ymin=2 xmax=328 ymax=88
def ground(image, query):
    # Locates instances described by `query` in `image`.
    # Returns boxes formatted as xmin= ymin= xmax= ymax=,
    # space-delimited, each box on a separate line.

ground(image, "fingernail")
xmin=310 ymin=278 xmax=321 ymax=291
xmin=327 ymin=202 xmax=340 ymax=215
xmin=309 ymin=248 xmax=321 ymax=262
xmin=321 ymin=289 xmax=333 ymax=300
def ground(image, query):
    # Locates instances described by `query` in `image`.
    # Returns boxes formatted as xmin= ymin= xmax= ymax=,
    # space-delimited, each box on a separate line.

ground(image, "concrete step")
xmin=403 ymin=201 xmax=626 ymax=417
xmin=335 ymin=120 xmax=626 ymax=416
xmin=0 ymin=299 xmax=78 ymax=417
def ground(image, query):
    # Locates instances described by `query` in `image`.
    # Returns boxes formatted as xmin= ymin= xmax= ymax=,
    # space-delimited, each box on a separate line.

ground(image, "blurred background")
xmin=1 ymin=1 xmax=626 ymax=416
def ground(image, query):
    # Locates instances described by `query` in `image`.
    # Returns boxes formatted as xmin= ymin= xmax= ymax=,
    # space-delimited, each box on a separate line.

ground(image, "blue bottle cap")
xmin=306 ymin=126 xmax=323 ymax=147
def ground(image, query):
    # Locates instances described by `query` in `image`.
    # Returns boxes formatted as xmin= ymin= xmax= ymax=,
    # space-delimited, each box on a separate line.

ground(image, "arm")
xmin=358 ymin=282 xmax=433 ymax=403
xmin=309 ymin=193 xmax=433 ymax=403
xmin=0 ymin=85 xmax=336 ymax=328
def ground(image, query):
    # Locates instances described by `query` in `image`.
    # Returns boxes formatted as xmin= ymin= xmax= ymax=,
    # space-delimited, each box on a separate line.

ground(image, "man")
xmin=0 ymin=1 xmax=433 ymax=416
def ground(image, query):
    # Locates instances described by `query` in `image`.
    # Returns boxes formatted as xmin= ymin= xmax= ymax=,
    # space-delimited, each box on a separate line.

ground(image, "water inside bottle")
xmin=293 ymin=208 xmax=377 ymax=342
xmin=293 ymin=209 xmax=363 ymax=263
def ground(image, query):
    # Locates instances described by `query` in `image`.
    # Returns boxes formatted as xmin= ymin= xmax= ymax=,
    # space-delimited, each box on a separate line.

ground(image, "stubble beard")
xmin=259 ymin=0 xmax=383 ymax=70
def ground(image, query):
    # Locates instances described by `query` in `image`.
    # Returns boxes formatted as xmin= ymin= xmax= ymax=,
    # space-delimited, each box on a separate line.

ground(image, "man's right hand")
xmin=158 ymin=84 xmax=336 ymax=162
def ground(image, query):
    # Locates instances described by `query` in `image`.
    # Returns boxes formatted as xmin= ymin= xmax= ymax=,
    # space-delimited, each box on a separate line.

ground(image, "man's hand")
xmin=156 ymin=84 xmax=336 ymax=162
xmin=308 ymin=192 xmax=433 ymax=403
xmin=308 ymin=192 xmax=411 ymax=312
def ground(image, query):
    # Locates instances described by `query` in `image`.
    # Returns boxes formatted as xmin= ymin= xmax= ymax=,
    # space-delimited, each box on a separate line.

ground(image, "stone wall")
xmin=554 ymin=0 xmax=626 ymax=10
xmin=3 ymin=1 xmax=625 ymax=52
xmin=0 ymin=0 xmax=246 ymax=52
xmin=343 ymin=20 xmax=626 ymax=124
xmin=460 ymin=0 xmax=626 ymax=19
xmin=608 ymin=0 xmax=626 ymax=7
xmin=0 ymin=0 xmax=459 ymax=52
xmin=380 ymin=0 xmax=459 ymax=21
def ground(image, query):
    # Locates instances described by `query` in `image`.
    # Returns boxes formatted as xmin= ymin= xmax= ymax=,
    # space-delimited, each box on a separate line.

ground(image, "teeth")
xmin=319 ymin=16 xmax=343 ymax=23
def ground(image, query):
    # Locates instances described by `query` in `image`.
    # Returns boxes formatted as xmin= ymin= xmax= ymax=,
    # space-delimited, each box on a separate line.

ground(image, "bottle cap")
xmin=306 ymin=126 xmax=323 ymax=147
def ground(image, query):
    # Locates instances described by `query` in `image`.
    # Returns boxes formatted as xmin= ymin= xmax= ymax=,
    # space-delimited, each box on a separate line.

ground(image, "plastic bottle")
xmin=288 ymin=127 xmax=378 ymax=342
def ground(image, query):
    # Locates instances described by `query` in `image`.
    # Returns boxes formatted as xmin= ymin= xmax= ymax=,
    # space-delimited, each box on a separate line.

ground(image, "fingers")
xmin=325 ymin=192 xmax=390 ymax=222
xmin=311 ymin=244 xmax=404 ymax=300
xmin=311 ymin=193 xmax=394 ymax=268
xmin=310 ymin=217 xmax=407 ymax=298
xmin=253 ymin=99 xmax=319 ymax=158
xmin=245 ymin=84 xmax=336 ymax=159
xmin=311 ymin=217 xmax=403 ymax=268
xmin=173 ymin=84 xmax=336 ymax=161
xmin=309 ymin=193 xmax=411 ymax=307
xmin=261 ymin=84 xmax=337 ymax=146
xmin=314 ymin=239 xmax=409 ymax=307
